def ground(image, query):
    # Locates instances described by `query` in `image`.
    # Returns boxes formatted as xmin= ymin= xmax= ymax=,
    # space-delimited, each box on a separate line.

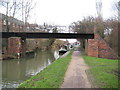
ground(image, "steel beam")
xmin=1 ymin=32 xmax=94 ymax=39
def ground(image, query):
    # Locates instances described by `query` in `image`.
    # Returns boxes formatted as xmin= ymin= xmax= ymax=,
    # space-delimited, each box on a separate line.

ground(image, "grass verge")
xmin=18 ymin=49 xmax=73 ymax=88
xmin=83 ymin=56 xmax=119 ymax=88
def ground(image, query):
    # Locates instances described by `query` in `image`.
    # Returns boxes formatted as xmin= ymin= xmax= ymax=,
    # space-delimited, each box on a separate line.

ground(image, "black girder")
xmin=1 ymin=32 xmax=94 ymax=39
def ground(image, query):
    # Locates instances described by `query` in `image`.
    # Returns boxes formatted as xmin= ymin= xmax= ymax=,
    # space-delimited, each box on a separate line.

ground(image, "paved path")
xmin=60 ymin=50 xmax=91 ymax=88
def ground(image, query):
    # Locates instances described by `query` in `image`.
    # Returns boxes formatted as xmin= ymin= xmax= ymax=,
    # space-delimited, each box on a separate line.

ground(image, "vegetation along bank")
xmin=83 ymin=56 xmax=119 ymax=88
xmin=18 ymin=49 xmax=73 ymax=88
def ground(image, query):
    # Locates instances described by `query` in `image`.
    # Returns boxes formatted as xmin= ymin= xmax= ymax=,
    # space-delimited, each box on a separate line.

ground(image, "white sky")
xmin=0 ymin=0 xmax=118 ymax=43
xmin=32 ymin=0 xmax=97 ymax=25
xmin=28 ymin=0 xmax=117 ymax=26
xmin=0 ymin=0 xmax=117 ymax=25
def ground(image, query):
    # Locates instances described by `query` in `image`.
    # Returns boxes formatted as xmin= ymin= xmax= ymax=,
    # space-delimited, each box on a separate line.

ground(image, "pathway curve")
xmin=60 ymin=49 xmax=91 ymax=88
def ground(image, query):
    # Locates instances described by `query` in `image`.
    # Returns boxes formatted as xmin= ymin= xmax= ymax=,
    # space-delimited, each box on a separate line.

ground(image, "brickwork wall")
xmin=21 ymin=38 xmax=26 ymax=56
xmin=8 ymin=37 xmax=21 ymax=54
xmin=88 ymin=39 xmax=98 ymax=57
xmin=87 ymin=33 xmax=118 ymax=59
xmin=97 ymin=34 xmax=118 ymax=59
xmin=8 ymin=37 xmax=26 ymax=56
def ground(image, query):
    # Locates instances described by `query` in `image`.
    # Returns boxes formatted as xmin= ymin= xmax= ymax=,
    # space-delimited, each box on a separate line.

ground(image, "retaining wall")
xmin=87 ymin=33 xmax=118 ymax=59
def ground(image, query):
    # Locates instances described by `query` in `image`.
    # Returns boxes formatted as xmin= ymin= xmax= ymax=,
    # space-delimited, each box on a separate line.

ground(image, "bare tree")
xmin=0 ymin=0 xmax=10 ymax=32
xmin=0 ymin=0 xmax=36 ymax=31
xmin=0 ymin=0 xmax=22 ymax=32
xmin=21 ymin=0 xmax=36 ymax=31
xmin=10 ymin=0 xmax=22 ymax=32
xmin=111 ymin=1 xmax=120 ymax=19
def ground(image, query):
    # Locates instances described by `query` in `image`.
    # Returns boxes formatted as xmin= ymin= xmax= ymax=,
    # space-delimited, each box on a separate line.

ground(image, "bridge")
xmin=1 ymin=13 xmax=119 ymax=60
xmin=1 ymin=32 xmax=94 ymax=39
xmin=1 ymin=30 xmax=119 ymax=60
xmin=1 ymin=31 xmax=95 ymax=58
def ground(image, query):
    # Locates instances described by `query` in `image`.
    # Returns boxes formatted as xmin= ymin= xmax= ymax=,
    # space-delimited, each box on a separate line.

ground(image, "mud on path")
xmin=60 ymin=50 xmax=91 ymax=88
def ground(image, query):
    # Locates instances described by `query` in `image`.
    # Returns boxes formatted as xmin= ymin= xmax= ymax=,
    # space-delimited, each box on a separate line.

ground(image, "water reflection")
xmin=2 ymin=50 xmax=57 ymax=88
xmin=54 ymin=51 xmax=59 ymax=60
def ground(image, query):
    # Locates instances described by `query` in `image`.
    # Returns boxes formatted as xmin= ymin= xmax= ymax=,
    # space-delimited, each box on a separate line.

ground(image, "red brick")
xmin=8 ymin=37 xmax=26 ymax=56
xmin=87 ymin=33 xmax=118 ymax=59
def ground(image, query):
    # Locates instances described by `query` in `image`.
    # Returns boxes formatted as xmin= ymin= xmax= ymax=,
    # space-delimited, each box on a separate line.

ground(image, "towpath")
xmin=60 ymin=49 xmax=91 ymax=88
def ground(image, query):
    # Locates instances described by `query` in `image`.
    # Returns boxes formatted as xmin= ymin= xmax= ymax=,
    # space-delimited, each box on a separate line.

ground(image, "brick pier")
xmin=87 ymin=27 xmax=118 ymax=59
xmin=8 ymin=37 xmax=26 ymax=57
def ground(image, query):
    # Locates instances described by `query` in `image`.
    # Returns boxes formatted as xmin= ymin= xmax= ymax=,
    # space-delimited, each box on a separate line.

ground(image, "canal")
xmin=2 ymin=50 xmax=59 ymax=88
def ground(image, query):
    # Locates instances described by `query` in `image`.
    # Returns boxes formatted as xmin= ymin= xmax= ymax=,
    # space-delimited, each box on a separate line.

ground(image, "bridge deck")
xmin=1 ymin=32 xmax=94 ymax=39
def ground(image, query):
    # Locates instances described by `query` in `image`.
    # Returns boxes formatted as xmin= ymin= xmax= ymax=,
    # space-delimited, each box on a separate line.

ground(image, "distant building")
xmin=0 ymin=13 xmax=24 ymax=32
xmin=0 ymin=13 xmax=45 ymax=32
xmin=28 ymin=24 xmax=41 ymax=32
xmin=74 ymin=41 xmax=80 ymax=47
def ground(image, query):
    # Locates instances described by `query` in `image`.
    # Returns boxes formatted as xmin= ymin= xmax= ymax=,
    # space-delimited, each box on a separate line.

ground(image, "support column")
xmin=87 ymin=26 xmax=99 ymax=57
xmin=8 ymin=37 xmax=26 ymax=58
xmin=87 ymin=25 xmax=118 ymax=59
xmin=21 ymin=38 xmax=26 ymax=57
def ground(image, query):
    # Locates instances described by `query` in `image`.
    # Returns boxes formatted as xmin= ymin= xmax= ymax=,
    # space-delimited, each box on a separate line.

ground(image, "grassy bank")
xmin=83 ymin=56 xmax=119 ymax=88
xmin=18 ymin=50 xmax=73 ymax=88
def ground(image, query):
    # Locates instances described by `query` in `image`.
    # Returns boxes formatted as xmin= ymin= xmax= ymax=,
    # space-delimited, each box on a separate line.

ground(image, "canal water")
xmin=2 ymin=50 xmax=59 ymax=88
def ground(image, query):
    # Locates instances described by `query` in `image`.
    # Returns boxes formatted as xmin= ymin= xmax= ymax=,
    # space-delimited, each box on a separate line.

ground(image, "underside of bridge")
xmin=1 ymin=31 xmax=118 ymax=59
xmin=1 ymin=32 xmax=94 ymax=58
xmin=1 ymin=32 xmax=94 ymax=39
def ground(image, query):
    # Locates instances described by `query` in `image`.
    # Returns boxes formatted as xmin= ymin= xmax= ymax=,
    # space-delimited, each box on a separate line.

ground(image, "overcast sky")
xmin=28 ymin=0 xmax=117 ymax=26
xmin=0 ymin=0 xmax=118 ymax=25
